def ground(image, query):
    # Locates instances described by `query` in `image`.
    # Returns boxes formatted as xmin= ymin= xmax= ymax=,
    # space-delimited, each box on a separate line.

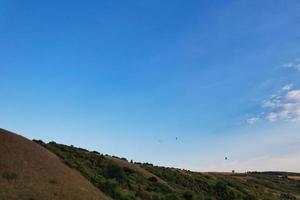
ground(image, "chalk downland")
xmin=0 ymin=128 xmax=110 ymax=200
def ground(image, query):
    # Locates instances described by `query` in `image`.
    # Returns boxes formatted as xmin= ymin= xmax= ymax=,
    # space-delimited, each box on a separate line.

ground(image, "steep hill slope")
xmin=0 ymin=128 xmax=110 ymax=200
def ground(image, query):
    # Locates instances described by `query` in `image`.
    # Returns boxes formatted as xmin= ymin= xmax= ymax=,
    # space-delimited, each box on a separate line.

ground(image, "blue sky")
xmin=1 ymin=0 xmax=300 ymax=172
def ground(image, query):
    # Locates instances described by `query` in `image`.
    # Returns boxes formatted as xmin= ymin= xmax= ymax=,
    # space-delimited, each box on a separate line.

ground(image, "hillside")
xmin=35 ymin=139 xmax=300 ymax=200
xmin=1 ymin=128 xmax=299 ymax=200
xmin=0 ymin=128 xmax=110 ymax=200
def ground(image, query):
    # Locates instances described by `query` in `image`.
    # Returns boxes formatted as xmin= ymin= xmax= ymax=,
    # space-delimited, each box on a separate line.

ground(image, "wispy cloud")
xmin=247 ymin=58 xmax=300 ymax=124
xmin=263 ymin=88 xmax=300 ymax=122
xmin=282 ymin=60 xmax=300 ymax=71
xmin=246 ymin=117 xmax=259 ymax=124
xmin=282 ymin=84 xmax=293 ymax=91
xmin=248 ymin=83 xmax=300 ymax=123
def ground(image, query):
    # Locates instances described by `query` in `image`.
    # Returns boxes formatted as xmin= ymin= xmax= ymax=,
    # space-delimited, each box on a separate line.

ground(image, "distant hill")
xmin=1 ymin=128 xmax=300 ymax=200
xmin=0 ymin=128 xmax=110 ymax=200
xmin=258 ymin=171 xmax=300 ymax=177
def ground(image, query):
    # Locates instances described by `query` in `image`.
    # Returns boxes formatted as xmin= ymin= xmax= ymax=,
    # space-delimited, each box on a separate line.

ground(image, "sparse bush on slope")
xmin=280 ymin=193 xmax=297 ymax=200
xmin=36 ymin=141 xmax=172 ymax=200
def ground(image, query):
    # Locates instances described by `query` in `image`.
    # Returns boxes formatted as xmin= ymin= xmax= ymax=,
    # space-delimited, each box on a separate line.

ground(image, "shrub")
xmin=105 ymin=163 xmax=126 ymax=182
xmin=148 ymin=176 xmax=158 ymax=183
xmin=214 ymin=181 xmax=242 ymax=200
xmin=2 ymin=172 xmax=17 ymax=180
xmin=165 ymin=194 xmax=180 ymax=200
xmin=244 ymin=194 xmax=256 ymax=200
xmin=92 ymin=151 xmax=100 ymax=154
xmin=32 ymin=139 xmax=45 ymax=145
xmin=136 ymin=190 xmax=151 ymax=200
xmin=49 ymin=179 xmax=57 ymax=184
xmin=245 ymin=194 xmax=257 ymax=200
xmin=183 ymin=191 xmax=194 ymax=200
xmin=123 ymin=167 xmax=135 ymax=175
xmin=280 ymin=193 xmax=296 ymax=200
xmin=152 ymin=194 xmax=160 ymax=200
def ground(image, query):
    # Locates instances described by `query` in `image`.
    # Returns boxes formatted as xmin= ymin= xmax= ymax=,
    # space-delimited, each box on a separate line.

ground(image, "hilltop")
xmin=0 ymin=128 xmax=110 ymax=200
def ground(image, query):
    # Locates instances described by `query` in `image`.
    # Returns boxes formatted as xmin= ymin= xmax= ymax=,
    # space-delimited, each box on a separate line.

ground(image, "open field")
xmin=289 ymin=176 xmax=300 ymax=181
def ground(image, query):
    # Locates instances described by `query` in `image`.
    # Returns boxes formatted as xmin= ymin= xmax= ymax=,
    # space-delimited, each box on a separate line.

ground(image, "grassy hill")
xmin=34 ymin=139 xmax=300 ymax=200
xmin=0 ymin=129 xmax=110 ymax=200
xmin=1 ymin=128 xmax=299 ymax=200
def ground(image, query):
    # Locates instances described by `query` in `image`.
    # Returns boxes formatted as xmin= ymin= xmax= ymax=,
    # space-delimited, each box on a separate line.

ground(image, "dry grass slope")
xmin=0 ymin=128 xmax=110 ymax=200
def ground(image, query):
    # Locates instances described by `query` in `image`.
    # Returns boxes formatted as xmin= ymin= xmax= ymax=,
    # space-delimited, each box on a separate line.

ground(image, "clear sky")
xmin=1 ymin=0 xmax=300 ymax=172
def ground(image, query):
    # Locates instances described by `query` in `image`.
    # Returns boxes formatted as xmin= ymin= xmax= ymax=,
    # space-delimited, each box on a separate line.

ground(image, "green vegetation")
xmin=34 ymin=140 xmax=171 ymax=200
xmin=280 ymin=193 xmax=297 ymax=200
xmin=34 ymin=140 xmax=300 ymax=200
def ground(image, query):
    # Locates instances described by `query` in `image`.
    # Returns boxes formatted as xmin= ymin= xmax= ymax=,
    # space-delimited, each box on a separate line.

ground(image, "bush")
xmin=123 ymin=167 xmax=135 ymax=175
xmin=148 ymin=176 xmax=158 ymax=183
xmin=244 ymin=194 xmax=256 ymax=200
xmin=152 ymin=194 xmax=160 ymax=200
xmin=136 ymin=190 xmax=151 ymax=200
xmin=214 ymin=181 xmax=242 ymax=200
xmin=32 ymin=139 xmax=45 ymax=145
xmin=165 ymin=194 xmax=180 ymax=200
xmin=1 ymin=172 xmax=17 ymax=180
xmin=280 ymin=193 xmax=296 ymax=200
xmin=105 ymin=163 xmax=126 ymax=182
xmin=91 ymin=150 xmax=100 ymax=154
xmin=49 ymin=179 xmax=57 ymax=184
xmin=183 ymin=191 xmax=194 ymax=200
